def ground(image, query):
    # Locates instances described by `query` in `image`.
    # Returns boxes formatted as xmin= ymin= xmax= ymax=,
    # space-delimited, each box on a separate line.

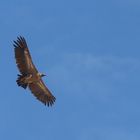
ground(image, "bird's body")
xmin=13 ymin=36 xmax=56 ymax=106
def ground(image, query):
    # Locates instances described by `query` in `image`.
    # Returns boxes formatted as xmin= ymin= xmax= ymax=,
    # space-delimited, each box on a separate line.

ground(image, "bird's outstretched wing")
xmin=13 ymin=36 xmax=38 ymax=75
xmin=29 ymin=79 xmax=56 ymax=106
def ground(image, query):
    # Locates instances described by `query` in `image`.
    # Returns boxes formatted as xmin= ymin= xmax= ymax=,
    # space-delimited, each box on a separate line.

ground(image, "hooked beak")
xmin=41 ymin=74 xmax=46 ymax=77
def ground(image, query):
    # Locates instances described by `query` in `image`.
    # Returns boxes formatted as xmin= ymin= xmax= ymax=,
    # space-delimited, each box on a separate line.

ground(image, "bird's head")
xmin=39 ymin=73 xmax=46 ymax=77
xmin=41 ymin=73 xmax=46 ymax=77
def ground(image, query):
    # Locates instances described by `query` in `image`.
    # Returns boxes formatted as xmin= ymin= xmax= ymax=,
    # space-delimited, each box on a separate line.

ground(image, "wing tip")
xmin=13 ymin=35 xmax=27 ymax=48
xmin=44 ymin=95 xmax=56 ymax=107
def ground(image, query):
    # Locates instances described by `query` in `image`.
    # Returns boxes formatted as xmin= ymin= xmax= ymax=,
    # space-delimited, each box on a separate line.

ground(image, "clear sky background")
xmin=1 ymin=0 xmax=140 ymax=140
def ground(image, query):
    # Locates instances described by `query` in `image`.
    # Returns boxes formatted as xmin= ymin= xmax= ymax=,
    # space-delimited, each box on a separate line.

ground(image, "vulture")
xmin=13 ymin=36 xmax=56 ymax=106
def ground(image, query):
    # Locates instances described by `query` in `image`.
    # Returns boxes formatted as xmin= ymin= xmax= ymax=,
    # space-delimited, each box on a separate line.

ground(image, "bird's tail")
xmin=16 ymin=74 xmax=28 ymax=89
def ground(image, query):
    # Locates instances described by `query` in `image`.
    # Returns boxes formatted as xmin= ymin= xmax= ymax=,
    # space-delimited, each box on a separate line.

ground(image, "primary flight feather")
xmin=13 ymin=36 xmax=56 ymax=106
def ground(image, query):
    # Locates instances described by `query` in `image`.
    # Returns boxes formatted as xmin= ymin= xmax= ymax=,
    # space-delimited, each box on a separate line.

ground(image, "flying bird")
xmin=13 ymin=36 xmax=56 ymax=106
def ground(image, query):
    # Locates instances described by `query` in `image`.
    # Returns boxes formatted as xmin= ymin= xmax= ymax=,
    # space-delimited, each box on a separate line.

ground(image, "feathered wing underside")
xmin=13 ymin=36 xmax=38 ymax=75
xmin=29 ymin=80 xmax=56 ymax=106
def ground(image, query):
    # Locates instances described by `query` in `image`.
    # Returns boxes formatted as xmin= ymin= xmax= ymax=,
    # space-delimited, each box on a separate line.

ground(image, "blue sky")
xmin=1 ymin=0 xmax=140 ymax=140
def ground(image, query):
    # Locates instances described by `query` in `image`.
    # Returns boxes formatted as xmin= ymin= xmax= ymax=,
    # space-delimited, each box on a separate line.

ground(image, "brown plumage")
xmin=13 ymin=36 xmax=56 ymax=106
